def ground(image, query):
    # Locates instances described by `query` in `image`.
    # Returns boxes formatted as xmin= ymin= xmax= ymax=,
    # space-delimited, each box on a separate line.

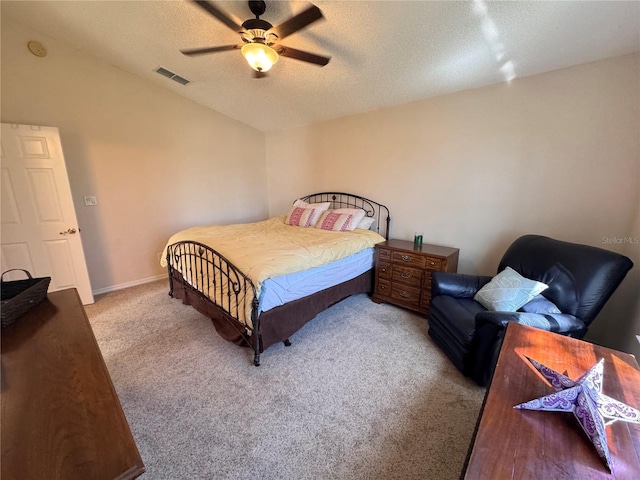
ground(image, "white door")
xmin=1 ymin=123 xmax=94 ymax=304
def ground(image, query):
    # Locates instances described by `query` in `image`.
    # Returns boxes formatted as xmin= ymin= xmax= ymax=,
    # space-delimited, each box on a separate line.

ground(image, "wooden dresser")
xmin=1 ymin=288 xmax=145 ymax=480
xmin=372 ymin=239 xmax=459 ymax=315
xmin=463 ymin=322 xmax=640 ymax=479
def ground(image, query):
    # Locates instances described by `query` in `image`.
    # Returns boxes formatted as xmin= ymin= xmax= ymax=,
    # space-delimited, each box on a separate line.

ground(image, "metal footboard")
xmin=166 ymin=241 xmax=262 ymax=365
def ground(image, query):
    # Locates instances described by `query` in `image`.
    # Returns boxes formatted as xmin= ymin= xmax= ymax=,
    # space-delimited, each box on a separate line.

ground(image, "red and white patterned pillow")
xmin=333 ymin=208 xmax=366 ymax=230
xmin=293 ymin=199 xmax=330 ymax=226
xmin=315 ymin=211 xmax=353 ymax=231
xmin=285 ymin=206 xmax=316 ymax=227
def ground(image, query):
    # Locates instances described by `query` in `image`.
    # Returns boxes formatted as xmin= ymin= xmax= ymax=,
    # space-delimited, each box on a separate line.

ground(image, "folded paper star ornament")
xmin=513 ymin=356 xmax=640 ymax=472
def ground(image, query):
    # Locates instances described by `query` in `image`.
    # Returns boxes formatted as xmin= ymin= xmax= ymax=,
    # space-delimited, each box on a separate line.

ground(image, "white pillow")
xmin=293 ymin=199 xmax=330 ymax=226
xmin=474 ymin=267 xmax=548 ymax=312
xmin=315 ymin=211 xmax=353 ymax=231
xmin=332 ymin=208 xmax=366 ymax=231
xmin=284 ymin=206 xmax=316 ymax=227
xmin=356 ymin=217 xmax=376 ymax=230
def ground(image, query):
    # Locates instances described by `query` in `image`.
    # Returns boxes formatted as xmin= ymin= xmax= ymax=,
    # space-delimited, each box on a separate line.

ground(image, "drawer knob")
xmin=399 ymin=291 xmax=410 ymax=298
xmin=400 ymin=272 xmax=411 ymax=279
xmin=401 ymin=255 xmax=413 ymax=262
xmin=429 ymin=261 xmax=435 ymax=266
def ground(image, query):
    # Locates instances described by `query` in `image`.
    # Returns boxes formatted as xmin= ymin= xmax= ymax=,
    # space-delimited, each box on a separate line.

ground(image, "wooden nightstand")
xmin=371 ymin=239 xmax=459 ymax=315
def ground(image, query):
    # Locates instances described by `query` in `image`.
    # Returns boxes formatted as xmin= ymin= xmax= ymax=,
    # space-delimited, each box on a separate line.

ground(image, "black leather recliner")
xmin=427 ymin=235 xmax=633 ymax=386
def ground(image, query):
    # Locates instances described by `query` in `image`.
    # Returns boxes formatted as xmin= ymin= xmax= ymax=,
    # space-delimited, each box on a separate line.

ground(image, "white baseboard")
xmin=92 ymin=274 xmax=167 ymax=296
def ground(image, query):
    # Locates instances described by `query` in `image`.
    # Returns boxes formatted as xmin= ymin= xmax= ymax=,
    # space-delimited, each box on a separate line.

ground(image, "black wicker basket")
xmin=1 ymin=269 xmax=51 ymax=327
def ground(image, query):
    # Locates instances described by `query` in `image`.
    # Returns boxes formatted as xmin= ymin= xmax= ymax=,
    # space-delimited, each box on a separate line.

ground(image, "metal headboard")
xmin=299 ymin=192 xmax=391 ymax=240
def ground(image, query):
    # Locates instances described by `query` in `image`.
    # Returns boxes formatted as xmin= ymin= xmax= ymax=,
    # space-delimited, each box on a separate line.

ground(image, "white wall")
xmin=1 ymin=16 xmax=268 ymax=293
xmin=266 ymin=54 xmax=640 ymax=355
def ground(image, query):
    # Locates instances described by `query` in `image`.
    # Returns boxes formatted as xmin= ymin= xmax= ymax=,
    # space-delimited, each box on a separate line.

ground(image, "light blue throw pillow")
xmin=519 ymin=294 xmax=562 ymax=314
xmin=474 ymin=267 xmax=549 ymax=312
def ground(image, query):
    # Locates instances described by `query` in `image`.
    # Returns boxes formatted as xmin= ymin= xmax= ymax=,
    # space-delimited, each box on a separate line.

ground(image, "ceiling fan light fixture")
xmin=241 ymin=42 xmax=278 ymax=72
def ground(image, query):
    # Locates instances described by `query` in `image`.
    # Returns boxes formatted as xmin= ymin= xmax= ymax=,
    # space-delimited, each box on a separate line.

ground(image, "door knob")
xmin=59 ymin=228 xmax=77 ymax=235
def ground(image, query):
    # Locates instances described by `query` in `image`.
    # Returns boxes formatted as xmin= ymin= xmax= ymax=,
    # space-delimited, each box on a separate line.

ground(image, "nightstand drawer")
xmin=391 ymin=265 xmax=422 ymax=287
xmin=378 ymin=248 xmax=392 ymax=262
xmin=423 ymin=271 xmax=432 ymax=285
xmin=391 ymin=284 xmax=421 ymax=305
xmin=420 ymin=291 xmax=432 ymax=309
xmin=377 ymin=278 xmax=391 ymax=296
xmin=377 ymin=261 xmax=392 ymax=279
xmin=392 ymin=251 xmax=426 ymax=268
xmin=424 ymin=257 xmax=442 ymax=270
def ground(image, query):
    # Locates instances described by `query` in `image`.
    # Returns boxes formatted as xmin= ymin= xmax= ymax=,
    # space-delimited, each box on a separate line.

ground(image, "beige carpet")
xmin=85 ymin=280 xmax=485 ymax=479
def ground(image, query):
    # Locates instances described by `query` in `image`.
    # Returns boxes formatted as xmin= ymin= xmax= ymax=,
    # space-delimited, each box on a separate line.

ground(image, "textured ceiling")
xmin=3 ymin=1 xmax=639 ymax=132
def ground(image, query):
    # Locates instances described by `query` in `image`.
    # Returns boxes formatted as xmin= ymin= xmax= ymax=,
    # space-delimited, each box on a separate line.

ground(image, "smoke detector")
xmin=27 ymin=41 xmax=47 ymax=57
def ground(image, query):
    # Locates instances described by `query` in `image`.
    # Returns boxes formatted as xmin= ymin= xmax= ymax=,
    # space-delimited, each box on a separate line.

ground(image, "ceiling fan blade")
xmin=189 ymin=0 xmax=243 ymax=32
xmin=181 ymin=44 xmax=241 ymax=56
xmin=276 ymin=45 xmax=330 ymax=66
xmin=271 ymin=5 xmax=324 ymax=40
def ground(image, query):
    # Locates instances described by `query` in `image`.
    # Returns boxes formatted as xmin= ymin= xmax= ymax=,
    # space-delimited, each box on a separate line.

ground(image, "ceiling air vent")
xmin=154 ymin=66 xmax=191 ymax=85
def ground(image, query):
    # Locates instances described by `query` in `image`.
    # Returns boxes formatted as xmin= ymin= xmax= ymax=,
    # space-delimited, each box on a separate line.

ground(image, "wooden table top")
xmin=463 ymin=322 xmax=640 ymax=480
xmin=1 ymin=288 xmax=145 ymax=480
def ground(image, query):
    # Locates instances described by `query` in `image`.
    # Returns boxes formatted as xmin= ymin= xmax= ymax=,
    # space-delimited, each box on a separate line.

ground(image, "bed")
xmin=162 ymin=192 xmax=390 ymax=366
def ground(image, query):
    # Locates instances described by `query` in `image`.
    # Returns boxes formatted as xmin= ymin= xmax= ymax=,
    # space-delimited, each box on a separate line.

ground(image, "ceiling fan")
xmin=181 ymin=0 xmax=331 ymax=77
